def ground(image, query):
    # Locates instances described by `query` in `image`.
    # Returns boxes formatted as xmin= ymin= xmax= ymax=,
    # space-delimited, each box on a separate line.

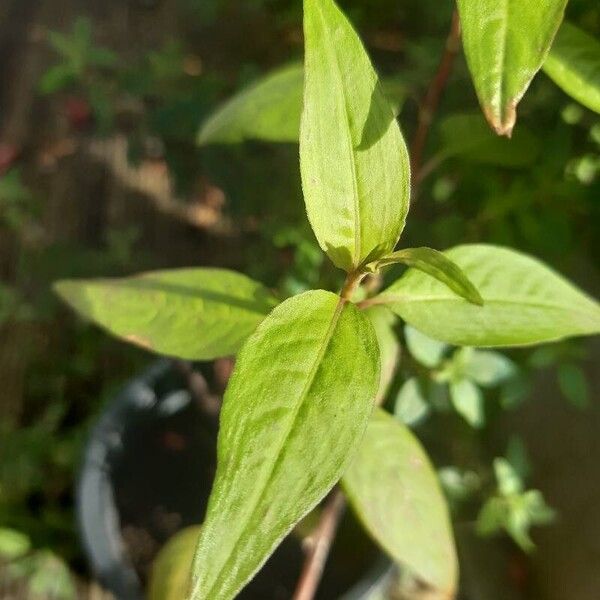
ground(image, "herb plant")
xmin=55 ymin=0 xmax=600 ymax=598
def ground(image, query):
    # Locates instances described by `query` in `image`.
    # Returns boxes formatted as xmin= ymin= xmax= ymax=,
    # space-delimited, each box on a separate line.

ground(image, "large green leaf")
xmin=300 ymin=0 xmax=410 ymax=272
xmin=343 ymin=409 xmax=457 ymax=594
xmin=543 ymin=21 xmax=600 ymax=114
xmin=54 ymin=269 xmax=278 ymax=360
xmin=457 ymin=0 xmax=567 ymax=135
xmin=438 ymin=113 xmax=539 ymax=167
xmin=197 ymin=63 xmax=405 ymax=145
xmin=374 ymin=244 xmax=600 ymax=347
xmin=190 ymin=290 xmax=379 ymax=600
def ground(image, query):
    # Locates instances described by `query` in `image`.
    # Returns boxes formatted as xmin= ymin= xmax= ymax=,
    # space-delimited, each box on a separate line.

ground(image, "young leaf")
xmin=543 ymin=22 xmax=600 ymax=114
xmin=54 ymin=269 xmax=278 ymax=360
xmin=457 ymin=0 xmax=567 ymax=135
xmin=198 ymin=64 xmax=304 ymax=145
xmin=300 ymin=0 xmax=410 ymax=272
xmin=450 ymin=378 xmax=484 ymax=428
xmin=438 ymin=113 xmax=539 ymax=167
xmin=373 ymin=247 xmax=483 ymax=306
xmin=190 ymin=290 xmax=379 ymax=600
xmin=342 ymin=409 xmax=458 ymax=594
xmin=464 ymin=350 xmax=516 ymax=387
xmin=557 ymin=363 xmax=590 ymax=408
xmin=394 ymin=378 xmax=430 ymax=426
xmin=404 ymin=325 xmax=448 ymax=369
xmin=197 ymin=63 xmax=405 ymax=145
xmin=365 ymin=306 xmax=400 ymax=402
xmin=374 ymin=244 xmax=600 ymax=347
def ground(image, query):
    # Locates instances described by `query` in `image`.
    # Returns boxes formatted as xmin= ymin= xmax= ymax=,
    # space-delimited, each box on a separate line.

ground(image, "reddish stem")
xmin=410 ymin=10 xmax=461 ymax=188
xmin=291 ymin=489 xmax=346 ymax=600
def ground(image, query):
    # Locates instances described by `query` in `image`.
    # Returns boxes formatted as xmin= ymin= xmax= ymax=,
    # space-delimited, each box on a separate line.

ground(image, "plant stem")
xmin=340 ymin=271 xmax=366 ymax=301
xmin=410 ymin=10 xmax=461 ymax=189
xmin=292 ymin=489 xmax=346 ymax=600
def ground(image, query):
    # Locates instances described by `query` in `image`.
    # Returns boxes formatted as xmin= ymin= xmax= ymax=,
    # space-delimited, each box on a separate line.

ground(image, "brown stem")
xmin=292 ymin=489 xmax=346 ymax=600
xmin=340 ymin=270 xmax=366 ymax=301
xmin=410 ymin=10 xmax=461 ymax=189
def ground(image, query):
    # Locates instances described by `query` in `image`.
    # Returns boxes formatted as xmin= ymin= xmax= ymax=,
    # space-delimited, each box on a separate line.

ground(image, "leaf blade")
xmin=190 ymin=290 xmax=379 ymax=600
xmin=342 ymin=409 xmax=458 ymax=593
xmin=374 ymin=244 xmax=600 ymax=347
xmin=457 ymin=0 xmax=567 ymax=135
xmin=300 ymin=0 xmax=410 ymax=271
xmin=543 ymin=21 xmax=600 ymax=114
xmin=54 ymin=269 xmax=278 ymax=360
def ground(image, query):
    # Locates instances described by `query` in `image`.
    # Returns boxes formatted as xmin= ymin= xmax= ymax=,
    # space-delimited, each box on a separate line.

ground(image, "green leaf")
xmin=149 ymin=526 xmax=200 ymax=600
xmin=0 ymin=528 xmax=31 ymax=560
xmin=464 ymin=350 xmax=516 ymax=387
xmin=197 ymin=62 xmax=405 ymax=146
xmin=404 ymin=325 xmax=448 ymax=368
xmin=54 ymin=269 xmax=278 ymax=360
xmin=438 ymin=113 xmax=539 ymax=167
xmin=38 ymin=64 xmax=76 ymax=94
xmin=190 ymin=290 xmax=379 ymax=600
xmin=365 ymin=306 xmax=400 ymax=402
xmin=198 ymin=64 xmax=304 ymax=145
xmin=300 ymin=0 xmax=410 ymax=272
xmin=342 ymin=409 xmax=458 ymax=594
xmin=544 ymin=22 xmax=600 ymax=114
xmin=375 ymin=244 xmax=600 ymax=347
xmin=450 ymin=378 xmax=484 ymax=427
xmin=494 ymin=458 xmax=523 ymax=496
xmin=457 ymin=0 xmax=567 ymax=135
xmin=557 ymin=363 xmax=590 ymax=408
xmin=394 ymin=378 xmax=430 ymax=426
xmin=373 ymin=247 xmax=483 ymax=306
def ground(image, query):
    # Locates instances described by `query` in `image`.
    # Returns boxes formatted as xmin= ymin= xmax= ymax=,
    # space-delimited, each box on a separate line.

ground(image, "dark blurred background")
xmin=0 ymin=0 xmax=598 ymax=598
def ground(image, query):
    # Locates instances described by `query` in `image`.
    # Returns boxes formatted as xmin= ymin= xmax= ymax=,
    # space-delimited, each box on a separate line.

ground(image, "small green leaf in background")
xmin=343 ymin=409 xmax=458 ymax=595
xmin=375 ymin=244 xmax=600 ymax=347
xmin=300 ymin=0 xmax=410 ymax=272
xmin=450 ymin=378 xmax=484 ymax=428
xmin=457 ymin=0 xmax=567 ymax=135
xmin=149 ymin=526 xmax=201 ymax=600
xmin=438 ymin=467 xmax=481 ymax=504
xmin=438 ymin=113 xmax=540 ymax=167
xmin=190 ymin=290 xmax=379 ymax=600
xmin=197 ymin=63 xmax=405 ymax=145
xmin=0 ymin=528 xmax=31 ymax=560
xmin=394 ymin=377 xmax=430 ymax=426
xmin=557 ymin=363 xmax=590 ymax=408
xmin=198 ymin=64 xmax=304 ymax=145
xmin=373 ymin=247 xmax=483 ymax=306
xmin=544 ymin=21 xmax=600 ymax=114
xmin=494 ymin=458 xmax=523 ymax=496
xmin=464 ymin=350 xmax=517 ymax=387
xmin=365 ymin=306 xmax=400 ymax=402
xmin=54 ymin=269 xmax=278 ymax=360
xmin=404 ymin=325 xmax=448 ymax=369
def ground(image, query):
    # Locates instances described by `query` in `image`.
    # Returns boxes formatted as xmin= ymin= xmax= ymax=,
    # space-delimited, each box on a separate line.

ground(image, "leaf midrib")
xmin=199 ymin=296 xmax=346 ymax=599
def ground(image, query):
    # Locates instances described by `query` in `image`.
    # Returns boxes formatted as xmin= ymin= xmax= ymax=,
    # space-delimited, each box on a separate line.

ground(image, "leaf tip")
xmin=484 ymin=102 xmax=516 ymax=138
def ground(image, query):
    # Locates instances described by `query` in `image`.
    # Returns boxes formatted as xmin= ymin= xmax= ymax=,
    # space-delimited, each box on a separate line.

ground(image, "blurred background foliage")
xmin=0 ymin=0 xmax=598 ymax=598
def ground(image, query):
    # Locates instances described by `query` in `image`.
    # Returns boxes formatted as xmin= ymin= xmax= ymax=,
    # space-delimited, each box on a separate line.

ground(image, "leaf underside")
xmin=457 ymin=0 xmax=567 ymax=135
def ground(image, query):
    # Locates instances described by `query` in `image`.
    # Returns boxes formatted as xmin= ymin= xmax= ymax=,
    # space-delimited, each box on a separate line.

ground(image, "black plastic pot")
xmin=77 ymin=360 xmax=391 ymax=600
